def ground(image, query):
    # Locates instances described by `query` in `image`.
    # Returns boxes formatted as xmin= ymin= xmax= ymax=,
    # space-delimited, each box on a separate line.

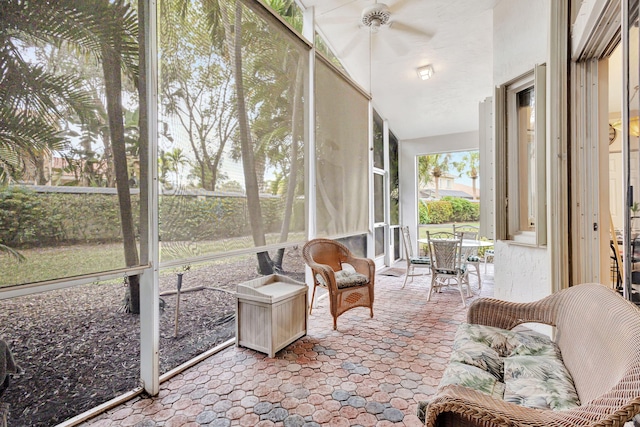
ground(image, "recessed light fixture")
xmin=417 ymin=64 xmax=434 ymax=80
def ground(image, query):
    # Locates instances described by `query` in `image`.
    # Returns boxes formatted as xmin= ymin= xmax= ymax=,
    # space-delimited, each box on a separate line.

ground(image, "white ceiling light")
xmin=417 ymin=64 xmax=434 ymax=80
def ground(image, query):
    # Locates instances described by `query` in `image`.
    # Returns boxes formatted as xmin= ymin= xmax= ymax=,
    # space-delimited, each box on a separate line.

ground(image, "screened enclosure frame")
xmin=0 ymin=0 xmax=398 ymax=402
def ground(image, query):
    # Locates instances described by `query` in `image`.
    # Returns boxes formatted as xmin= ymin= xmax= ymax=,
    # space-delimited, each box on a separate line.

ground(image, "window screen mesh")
xmin=314 ymin=58 xmax=369 ymax=237
xmin=159 ymin=0 xmax=308 ymax=263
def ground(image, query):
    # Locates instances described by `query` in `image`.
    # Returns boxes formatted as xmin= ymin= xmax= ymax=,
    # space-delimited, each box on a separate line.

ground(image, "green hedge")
xmin=441 ymin=196 xmax=480 ymax=222
xmin=425 ymin=200 xmax=453 ymax=224
xmin=0 ymin=187 xmax=64 ymax=247
xmin=419 ymin=197 xmax=480 ymax=224
xmin=0 ymin=186 xmax=298 ymax=248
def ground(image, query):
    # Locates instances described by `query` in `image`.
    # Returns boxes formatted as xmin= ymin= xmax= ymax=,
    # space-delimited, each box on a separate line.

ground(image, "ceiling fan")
xmin=333 ymin=1 xmax=433 ymax=58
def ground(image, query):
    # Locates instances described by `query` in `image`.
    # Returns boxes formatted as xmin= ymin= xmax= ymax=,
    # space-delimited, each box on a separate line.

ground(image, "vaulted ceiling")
xmin=298 ymin=0 xmax=499 ymax=141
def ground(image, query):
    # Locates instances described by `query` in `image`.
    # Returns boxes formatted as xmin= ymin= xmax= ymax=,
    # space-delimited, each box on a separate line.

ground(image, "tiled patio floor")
xmin=82 ymin=265 xmax=494 ymax=427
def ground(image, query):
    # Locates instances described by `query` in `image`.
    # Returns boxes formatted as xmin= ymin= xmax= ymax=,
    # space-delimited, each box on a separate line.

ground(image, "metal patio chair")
xmin=426 ymin=231 xmax=471 ymax=306
xmin=453 ymin=224 xmax=482 ymax=289
xmin=400 ymin=226 xmax=431 ymax=288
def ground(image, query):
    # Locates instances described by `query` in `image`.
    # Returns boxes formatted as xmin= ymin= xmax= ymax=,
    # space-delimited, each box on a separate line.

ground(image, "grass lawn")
xmin=1 ymin=243 xmax=127 ymax=287
xmin=1 ymin=231 xmax=307 ymax=288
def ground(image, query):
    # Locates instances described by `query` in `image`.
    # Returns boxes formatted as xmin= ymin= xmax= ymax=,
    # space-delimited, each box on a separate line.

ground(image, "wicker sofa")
xmin=420 ymin=283 xmax=640 ymax=427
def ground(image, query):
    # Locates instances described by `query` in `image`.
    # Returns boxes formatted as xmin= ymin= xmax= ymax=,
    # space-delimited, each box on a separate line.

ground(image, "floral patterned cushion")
xmin=416 ymin=400 xmax=429 ymax=424
xmin=503 ymin=355 xmax=580 ymax=410
xmin=431 ymin=323 xmax=579 ymax=414
xmin=439 ymin=362 xmax=505 ymax=399
xmin=410 ymin=256 xmax=431 ymax=265
xmin=334 ymin=269 xmax=369 ymax=289
xmin=314 ymin=263 xmax=369 ymax=289
xmin=433 ymin=265 xmax=467 ymax=275
xmin=451 ymin=339 xmax=503 ymax=379
xmin=454 ymin=323 xmax=560 ymax=358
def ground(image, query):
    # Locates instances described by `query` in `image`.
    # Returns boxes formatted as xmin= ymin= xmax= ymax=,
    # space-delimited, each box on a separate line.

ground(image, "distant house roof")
xmin=419 ymin=189 xmax=474 ymax=200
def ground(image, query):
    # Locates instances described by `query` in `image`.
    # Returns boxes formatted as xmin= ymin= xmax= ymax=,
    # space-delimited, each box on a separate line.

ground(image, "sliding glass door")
xmin=621 ymin=0 xmax=640 ymax=301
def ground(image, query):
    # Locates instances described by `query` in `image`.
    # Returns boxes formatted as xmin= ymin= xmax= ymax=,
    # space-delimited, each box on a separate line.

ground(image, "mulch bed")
xmin=0 ymin=248 xmax=305 ymax=427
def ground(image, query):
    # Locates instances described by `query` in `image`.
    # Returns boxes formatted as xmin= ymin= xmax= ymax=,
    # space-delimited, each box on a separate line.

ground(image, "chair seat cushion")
xmin=334 ymin=269 xmax=369 ymax=289
xmin=410 ymin=256 xmax=431 ymax=265
xmin=433 ymin=265 xmax=466 ymax=275
xmin=467 ymin=255 xmax=481 ymax=262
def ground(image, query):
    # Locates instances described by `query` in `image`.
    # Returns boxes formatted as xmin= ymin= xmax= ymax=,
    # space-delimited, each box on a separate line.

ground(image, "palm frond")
xmin=0 ymin=105 xmax=65 ymax=153
xmin=0 ymin=243 xmax=25 ymax=262
xmin=0 ymin=144 xmax=22 ymax=184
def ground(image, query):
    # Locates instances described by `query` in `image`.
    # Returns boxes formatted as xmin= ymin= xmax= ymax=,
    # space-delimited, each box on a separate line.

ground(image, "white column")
xmin=140 ymin=0 xmax=160 ymax=396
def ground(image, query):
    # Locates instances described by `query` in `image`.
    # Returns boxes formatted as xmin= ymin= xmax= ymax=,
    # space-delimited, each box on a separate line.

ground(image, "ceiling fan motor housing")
xmin=361 ymin=3 xmax=391 ymax=29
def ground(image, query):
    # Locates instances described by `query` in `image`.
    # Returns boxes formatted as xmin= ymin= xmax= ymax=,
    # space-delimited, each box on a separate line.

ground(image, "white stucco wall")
xmin=493 ymin=0 xmax=553 ymax=303
xmin=494 ymin=0 xmax=549 ymax=85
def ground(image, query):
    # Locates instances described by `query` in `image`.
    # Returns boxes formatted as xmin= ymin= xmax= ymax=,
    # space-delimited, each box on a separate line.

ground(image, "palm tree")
xmin=158 ymin=150 xmax=173 ymax=188
xmin=456 ymin=151 xmax=480 ymax=200
xmin=165 ymin=147 xmax=189 ymax=188
xmin=239 ymin=0 xmax=304 ymax=269
xmin=0 ymin=2 xmax=99 ymax=182
xmin=419 ymin=153 xmax=452 ymax=199
xmin=2 ymin=0 xmax=144 ymax=312
xmin=165 ymin=0 xmax=304 ymax=274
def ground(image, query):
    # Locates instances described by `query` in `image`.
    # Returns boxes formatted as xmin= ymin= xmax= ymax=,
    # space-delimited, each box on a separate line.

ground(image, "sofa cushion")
xmin=439 ymin=362 xmax=505 ymax=399
xmin=450 ymin=339 xmax=503 ymax=379
xmin=434 ymin=323 xmax=579 ymax=413
xmin=455 ymin=323 xmax=560 ymax=358
xmin=504 ymin=355 xmax=580 ymax=410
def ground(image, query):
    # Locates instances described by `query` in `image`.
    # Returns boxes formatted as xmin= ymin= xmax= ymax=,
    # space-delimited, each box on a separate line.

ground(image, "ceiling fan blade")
xmin=388 ymin=0 xmax=410 ymax=14
xmin=340 ymin=31 xmax=366 ymax=57
xmin=389 ymin=21 xmax=433 ymax=40
xmin=375 ymin=32 xmax=409 ymax=57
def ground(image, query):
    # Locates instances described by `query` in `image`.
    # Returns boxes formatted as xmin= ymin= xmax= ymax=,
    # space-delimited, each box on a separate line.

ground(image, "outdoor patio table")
xmin=417 ymin=238 xmax=494 ymax=249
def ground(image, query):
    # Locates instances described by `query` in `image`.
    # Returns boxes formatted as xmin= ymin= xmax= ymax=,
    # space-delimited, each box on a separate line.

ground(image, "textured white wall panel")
xmin=493 ymin=0 xmax=552 ymax=302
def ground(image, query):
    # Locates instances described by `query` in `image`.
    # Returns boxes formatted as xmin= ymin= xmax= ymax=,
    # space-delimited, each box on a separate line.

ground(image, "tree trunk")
xmin=229 ymin=1 xmax=273 ymax=274
xmin=472 ymin=176 xmax=477 ymax=200
xmin=102 ymin=36 xmax=140 ymax=313
xmin=273 ymin=55 xmax=304 ymax=269
xmin=31 ymin=151 xmax=48 ymax=185
xmin=137 ymin=0 xmax=149 ymax=272
xmin=101 ymin=128 xmax=116 ymax=187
